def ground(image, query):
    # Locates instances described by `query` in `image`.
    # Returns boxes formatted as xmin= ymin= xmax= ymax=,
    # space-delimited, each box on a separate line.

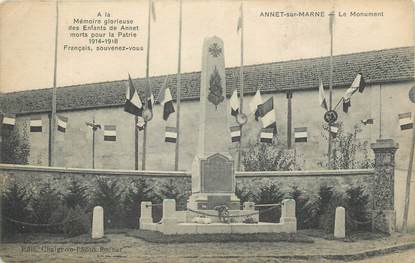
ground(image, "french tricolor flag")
xmin=399 ymin=112 xmax=413 ymax=130
xmin=157 ymin=77 xmax=175 ymax=121
xmin=1 ymin=113 xmax=16 ymax=128
xmin=165 ymin=126 xmax=178 ymax=143
xmin=104 ymin=125 xmax=117 ymax=141
xmin=230 ymin=88 xmax=239 ymax=117
xmin=30 ymin=116 xmax=42 ymax=132
xmin=342 ymin=73 xmax=366 ymax=113
xmin=361 ymin=118 xmax=374 ymax=125
xmin=259 ymin=97 xmax=276 ymax=130
xmin=294 ymin=127 xmax=308 ymax=143
xmin=260 ymin=128 xmax=274 ymax=143
xmin=124 ymin=74 xmax=143 ymax=116
xmin=57 ymin=115 xmax=68 ymax=133
xmin=249 ymin=89 xmax=263 ymax=121
xmin=230 ymin=126 xmax=241 ymax=142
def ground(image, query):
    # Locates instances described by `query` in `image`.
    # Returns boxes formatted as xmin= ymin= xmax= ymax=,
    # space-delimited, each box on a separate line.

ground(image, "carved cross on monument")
xmin=187 ymin=36 xmax=240 ymax=210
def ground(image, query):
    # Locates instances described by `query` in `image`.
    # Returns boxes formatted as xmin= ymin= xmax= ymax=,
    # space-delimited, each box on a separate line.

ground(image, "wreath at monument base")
xmin=214 ymin=205 xmax=230 ymax=223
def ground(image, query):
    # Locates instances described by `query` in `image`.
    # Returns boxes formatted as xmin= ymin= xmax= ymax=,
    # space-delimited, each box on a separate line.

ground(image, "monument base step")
xmin=141 ymin=222 xmax=296 ymax=235
xmin=185 ymin=209 xmax=258 ymax=223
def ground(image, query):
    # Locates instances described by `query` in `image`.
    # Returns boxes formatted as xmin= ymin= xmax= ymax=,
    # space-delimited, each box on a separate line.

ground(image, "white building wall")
xmin=14 ymin=80 xmax=415 ymax=230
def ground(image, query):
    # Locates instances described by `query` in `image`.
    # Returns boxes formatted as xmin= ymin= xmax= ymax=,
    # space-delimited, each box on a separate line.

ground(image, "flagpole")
xmin=237 ymin=1 xmax=244 ymax=171
xmin=135 ymin=115 xmax=139 ymax=170
xmin=379 ymin=83 xmax=382 ymax=139
xmin=50 ymin=0 xmax=59 ymax=167
xmin=92 ymin=117 xmax=96 ymax=169
xmin=286 ymin=91 xmax=293 ymax=148
xmin=0 ymin=113 xmax=3 ymax=163
xmin=174 ymin=0 xmax=183 ymax=171
xmin=402 ymin=18 xmax=415 ymax=233
xmin=402 ymin=113 xmax=415 ymax=233
xmin=327 ymin=11 xmax=334 ymax=168
xmin=142 ymin=0 xmax=152 ymax=170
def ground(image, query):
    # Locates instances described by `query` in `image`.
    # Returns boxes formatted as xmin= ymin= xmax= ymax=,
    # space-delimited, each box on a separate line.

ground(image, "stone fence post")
xmin=139 ymin=201 xmax=153 ymax=228
xmin=92 ymin=206 xmax=104 ymax=239
xmin=371 ymin=139 xmax=399 ymax=234
xmin=334 ymin=207 xmax=345 ymax=239
xmin=280 ymin=199 xmax=297 ymax=232
xmin=160 ymin=199 xmax=178 ymax=234
xmin=162 ymin=199 xmax=177 ymax=225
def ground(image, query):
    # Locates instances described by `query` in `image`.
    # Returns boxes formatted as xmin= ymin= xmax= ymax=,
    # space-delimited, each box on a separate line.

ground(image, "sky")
xmin=0 ymin=0 xmax=413 ymax=93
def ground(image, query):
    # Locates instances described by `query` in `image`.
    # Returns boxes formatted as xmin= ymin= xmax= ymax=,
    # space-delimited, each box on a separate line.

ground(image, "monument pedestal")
xmin=188 ymin=153 xmax=240 ymax=210
xmin=187 ymin=193 xmax=240 ymax=210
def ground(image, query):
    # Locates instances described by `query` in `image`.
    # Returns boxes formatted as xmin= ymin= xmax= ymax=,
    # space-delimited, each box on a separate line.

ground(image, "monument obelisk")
xmin=188 ymin=36 xmax=240 ymax=210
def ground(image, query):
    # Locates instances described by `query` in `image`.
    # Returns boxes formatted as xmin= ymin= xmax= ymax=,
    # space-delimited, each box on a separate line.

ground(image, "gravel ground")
xmin=1 ymin=232 xmax=415 ymax=263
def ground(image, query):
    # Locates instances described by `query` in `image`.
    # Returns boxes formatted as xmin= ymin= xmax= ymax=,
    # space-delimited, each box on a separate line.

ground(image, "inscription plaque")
xmin=201 ymin=153 xmax=233 ymax=193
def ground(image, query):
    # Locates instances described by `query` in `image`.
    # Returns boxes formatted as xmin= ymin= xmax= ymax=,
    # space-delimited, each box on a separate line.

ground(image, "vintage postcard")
xmin=0 ymin=0 xmax=414 ymax=262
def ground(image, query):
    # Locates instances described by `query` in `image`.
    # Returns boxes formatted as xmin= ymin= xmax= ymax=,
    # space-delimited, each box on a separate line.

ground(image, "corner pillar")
xmin=370 ymin=139 xmax=399 ymax=234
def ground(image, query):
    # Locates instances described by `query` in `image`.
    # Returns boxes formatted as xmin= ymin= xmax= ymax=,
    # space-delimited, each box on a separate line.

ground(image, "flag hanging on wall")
xmin=319 ymin=79 xmax=328 ymax=110
xmin=294 ymin=127 xmax=308 ymax=143
xmin=249 ymin=89 xmax=263 ymax=121
xmin=104 ymin=125 xmax=117 ymax=141
xmin=57 ymin=115 xmax=68 ymax=133
xmin=399 ymin=112 xmax=413 ymax=130
xmin=1 ymin=113 xmax=16 ymax=128
xmin=165 ymin=126 xmax=178 ymax=143
xmin=230 ymin=126 xmax=241 ymax=142
xmin=124 ymin=74 xmax=143 ymax=116
xmin=157 ymin=77 xmax=175 ymax=121
xmin=259 ymin=97 xmax=276 ymax=129
xmin=230 ymin=87 xmax=239 ymax=117
xmin=260 ymin=128 xmax=274 ymax=143
xmin=361 ymin=118 xmax=374 ymax=125
xmin=30 ymin=116 xmax=42 ymax=132
xmin=342 ymin=73 xmax=366 ymax=113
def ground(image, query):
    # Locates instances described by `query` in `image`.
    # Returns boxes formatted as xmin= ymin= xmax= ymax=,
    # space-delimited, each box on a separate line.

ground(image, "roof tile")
xmin=1 ymin=46 xmax=413 ymax=114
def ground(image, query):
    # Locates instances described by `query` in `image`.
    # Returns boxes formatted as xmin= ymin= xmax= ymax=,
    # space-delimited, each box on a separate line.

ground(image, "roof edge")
xmin=3 ymin=46 xmax=414 ymax=96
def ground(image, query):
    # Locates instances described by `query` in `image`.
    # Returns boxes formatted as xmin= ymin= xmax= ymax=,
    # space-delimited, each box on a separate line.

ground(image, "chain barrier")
xmin=187 ymin=204 xmax=281 ymax=219
xmin=345 ymin=210 xmax=383 ymax=225
xmin=5 ymin=213 xmax=89 ymax=227
xmin=145 ymin=204 xmax=163 ymax=208
xmin=5 ymin=217 xmax=65 ymax=227
xmin=254 ymin=204 xmax=282 ymax=207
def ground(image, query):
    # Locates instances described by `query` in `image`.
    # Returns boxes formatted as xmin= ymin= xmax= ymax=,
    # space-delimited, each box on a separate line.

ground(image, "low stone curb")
xmin=178 ymin=241 xmax=415 ymax=261
xmin=1 ymin=236 xmax=111 ymax=244
xmin=321 ymin=242 xmax=415 ymax=261
xmin=126 ymin=230 xmax=314 ymax=243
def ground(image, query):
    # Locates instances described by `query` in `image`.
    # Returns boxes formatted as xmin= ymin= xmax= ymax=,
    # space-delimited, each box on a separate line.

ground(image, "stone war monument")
xmin=139 ymin=36 xmax=297 ymax=235
xmin=188 ymin=36 xmax=240 ymax=211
